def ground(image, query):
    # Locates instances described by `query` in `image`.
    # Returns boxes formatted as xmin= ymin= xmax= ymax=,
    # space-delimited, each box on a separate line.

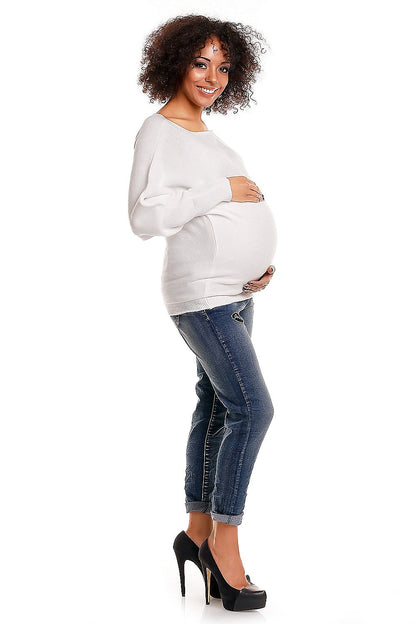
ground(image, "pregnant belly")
xmin=207 ymin=199 xmax=277 ymax=286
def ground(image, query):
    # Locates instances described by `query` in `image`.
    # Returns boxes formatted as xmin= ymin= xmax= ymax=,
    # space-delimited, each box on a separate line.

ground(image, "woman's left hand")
xmin=242 ymin=265 xmax=276 ymax=293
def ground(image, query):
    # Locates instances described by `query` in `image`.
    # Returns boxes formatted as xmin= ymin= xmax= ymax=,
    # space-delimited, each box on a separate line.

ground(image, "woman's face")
xmin=178 ymin=35 xmax=231 ymax=107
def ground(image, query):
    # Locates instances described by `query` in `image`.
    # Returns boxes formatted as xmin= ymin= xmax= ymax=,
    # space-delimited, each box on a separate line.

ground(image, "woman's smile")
xmin=196 ymin=85 xmax=220 ymax=97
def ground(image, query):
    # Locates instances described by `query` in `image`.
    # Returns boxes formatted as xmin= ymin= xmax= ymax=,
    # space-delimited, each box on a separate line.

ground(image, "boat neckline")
xmin=154 ymin=113 xmax=213 ymax=133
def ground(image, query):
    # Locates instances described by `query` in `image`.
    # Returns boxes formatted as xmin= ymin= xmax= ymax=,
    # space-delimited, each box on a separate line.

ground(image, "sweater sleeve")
xmin=127 ymin=119 xmax=232 ymax=240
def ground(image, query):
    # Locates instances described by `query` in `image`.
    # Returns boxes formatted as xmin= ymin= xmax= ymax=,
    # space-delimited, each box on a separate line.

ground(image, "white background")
xmin=1 ymin=1 xmax=415 ymax=623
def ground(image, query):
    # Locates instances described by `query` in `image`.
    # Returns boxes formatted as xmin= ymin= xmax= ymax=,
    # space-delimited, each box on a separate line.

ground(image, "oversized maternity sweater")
xmin=128 ymin=113 xmax=277 ymax=315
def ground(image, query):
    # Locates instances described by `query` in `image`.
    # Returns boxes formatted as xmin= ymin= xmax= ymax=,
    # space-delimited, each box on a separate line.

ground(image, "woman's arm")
xmin=128 ymin=120 xmax=232 ymax=240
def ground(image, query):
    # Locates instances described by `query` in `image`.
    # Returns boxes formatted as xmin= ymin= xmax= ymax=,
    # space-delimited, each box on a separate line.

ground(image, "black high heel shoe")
xmin=173 ymin=531 xmax=221 ymax=598
xmin=198 ymin=537 xmax=267 ymax=611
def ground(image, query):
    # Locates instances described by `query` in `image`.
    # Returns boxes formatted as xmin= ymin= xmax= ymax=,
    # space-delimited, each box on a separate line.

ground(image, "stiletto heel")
xmin=206 ymin=568 xmax=212 ymax=604
xmin=172 ymin=531 xmax=221 ymax=599
xmin=198 ymin=538 xmax=267 ymax=611
xmin=174 ymin=549 xmax=186 ymax=597
xmin=201 ymin=562 xmax=211 ymax=605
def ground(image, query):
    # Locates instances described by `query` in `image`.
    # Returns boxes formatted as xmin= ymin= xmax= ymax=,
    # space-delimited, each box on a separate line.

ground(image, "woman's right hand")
xmin=227 ymin=176 xmax=264 ymax=202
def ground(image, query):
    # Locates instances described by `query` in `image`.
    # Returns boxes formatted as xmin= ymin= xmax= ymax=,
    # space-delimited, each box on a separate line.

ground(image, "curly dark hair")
xmin=137 ymin=14 xmax=270 ymax=115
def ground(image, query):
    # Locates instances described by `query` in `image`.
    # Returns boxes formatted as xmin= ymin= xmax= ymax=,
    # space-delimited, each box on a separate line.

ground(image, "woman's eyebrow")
xmin=194 ymin=56 xmax=231 ymax=65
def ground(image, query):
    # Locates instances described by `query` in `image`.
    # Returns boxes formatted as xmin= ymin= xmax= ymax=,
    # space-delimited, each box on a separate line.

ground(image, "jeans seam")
xmin=201 ymin=308 xmax=252 ymax=515
xmin=202 ymin=393 xmax=217 ymax=501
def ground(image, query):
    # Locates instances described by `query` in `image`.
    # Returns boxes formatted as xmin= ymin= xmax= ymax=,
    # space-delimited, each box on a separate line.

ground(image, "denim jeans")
xmin=169 ymin=297 xmax=274 ymax=526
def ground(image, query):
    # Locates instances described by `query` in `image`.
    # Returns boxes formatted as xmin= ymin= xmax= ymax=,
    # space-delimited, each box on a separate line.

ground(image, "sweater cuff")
xmin=222 ymin=177 xmax=233 ymax=202
xmin=192 ymin=177 xmax=232 ymax=214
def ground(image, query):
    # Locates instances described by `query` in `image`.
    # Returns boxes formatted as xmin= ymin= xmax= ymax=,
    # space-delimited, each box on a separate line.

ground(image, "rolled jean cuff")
xmin=185 ymin=501 xmax=211 ymax=514
xmin=211 ymin=512 xmax=244 ymax=526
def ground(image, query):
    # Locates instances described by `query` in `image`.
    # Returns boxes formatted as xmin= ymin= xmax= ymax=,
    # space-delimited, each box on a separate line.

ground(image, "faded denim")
xmin=170 ymin=297 xmax=274 ymax=526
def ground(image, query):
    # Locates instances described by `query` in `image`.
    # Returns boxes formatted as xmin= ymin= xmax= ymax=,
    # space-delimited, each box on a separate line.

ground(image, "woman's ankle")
xmin=185 ymin=528 xmax=210 ymax=547
xmin=210 ymin=521 xmax=239 ymax=548
xmin=186 ymin=511 xmax=213 ymax=546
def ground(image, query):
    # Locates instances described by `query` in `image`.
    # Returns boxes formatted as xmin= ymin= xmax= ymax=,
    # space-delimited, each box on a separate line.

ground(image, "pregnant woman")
xmin=128 ymin=15 xmax=277 ymax=611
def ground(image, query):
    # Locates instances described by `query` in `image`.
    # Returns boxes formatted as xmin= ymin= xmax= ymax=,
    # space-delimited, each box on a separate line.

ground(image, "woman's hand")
xmin=227 ymin=176 xmax=264 ymax=202
xmin=242 ymin=265 xmax=276 ymax=293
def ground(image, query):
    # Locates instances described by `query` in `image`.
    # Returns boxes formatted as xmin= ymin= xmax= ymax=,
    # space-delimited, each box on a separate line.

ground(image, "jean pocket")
xmin=231 ymin=310 xmax=244 ymax=323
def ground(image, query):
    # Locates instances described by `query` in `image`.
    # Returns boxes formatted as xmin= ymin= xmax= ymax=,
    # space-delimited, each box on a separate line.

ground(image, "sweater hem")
xmin=166 ymin=292 xmax=252 ymax=316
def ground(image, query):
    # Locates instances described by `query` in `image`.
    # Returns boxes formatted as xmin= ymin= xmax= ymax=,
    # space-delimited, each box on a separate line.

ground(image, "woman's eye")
xmin=193 ymin=62 xmax=230 ymax=73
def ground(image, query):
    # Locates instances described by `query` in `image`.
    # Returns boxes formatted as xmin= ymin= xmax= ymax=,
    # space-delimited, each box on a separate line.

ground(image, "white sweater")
xmin=128 ymin=113 xmax=277 ymax=315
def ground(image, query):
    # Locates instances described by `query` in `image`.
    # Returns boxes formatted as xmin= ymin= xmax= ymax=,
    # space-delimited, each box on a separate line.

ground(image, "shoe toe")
xmin=233 ymin=586 xmax=267 ymax=611
xmin=241 ymin=584 xmax=264 ymax=595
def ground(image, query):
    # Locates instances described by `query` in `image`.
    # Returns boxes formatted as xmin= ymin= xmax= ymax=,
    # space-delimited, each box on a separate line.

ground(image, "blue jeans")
xmin=169 ymin=297 xmax=274 ymax=526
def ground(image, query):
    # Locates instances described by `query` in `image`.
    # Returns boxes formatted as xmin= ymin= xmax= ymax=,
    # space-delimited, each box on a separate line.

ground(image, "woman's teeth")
xmin=197 ymin=86 xmax=218 ymax=94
